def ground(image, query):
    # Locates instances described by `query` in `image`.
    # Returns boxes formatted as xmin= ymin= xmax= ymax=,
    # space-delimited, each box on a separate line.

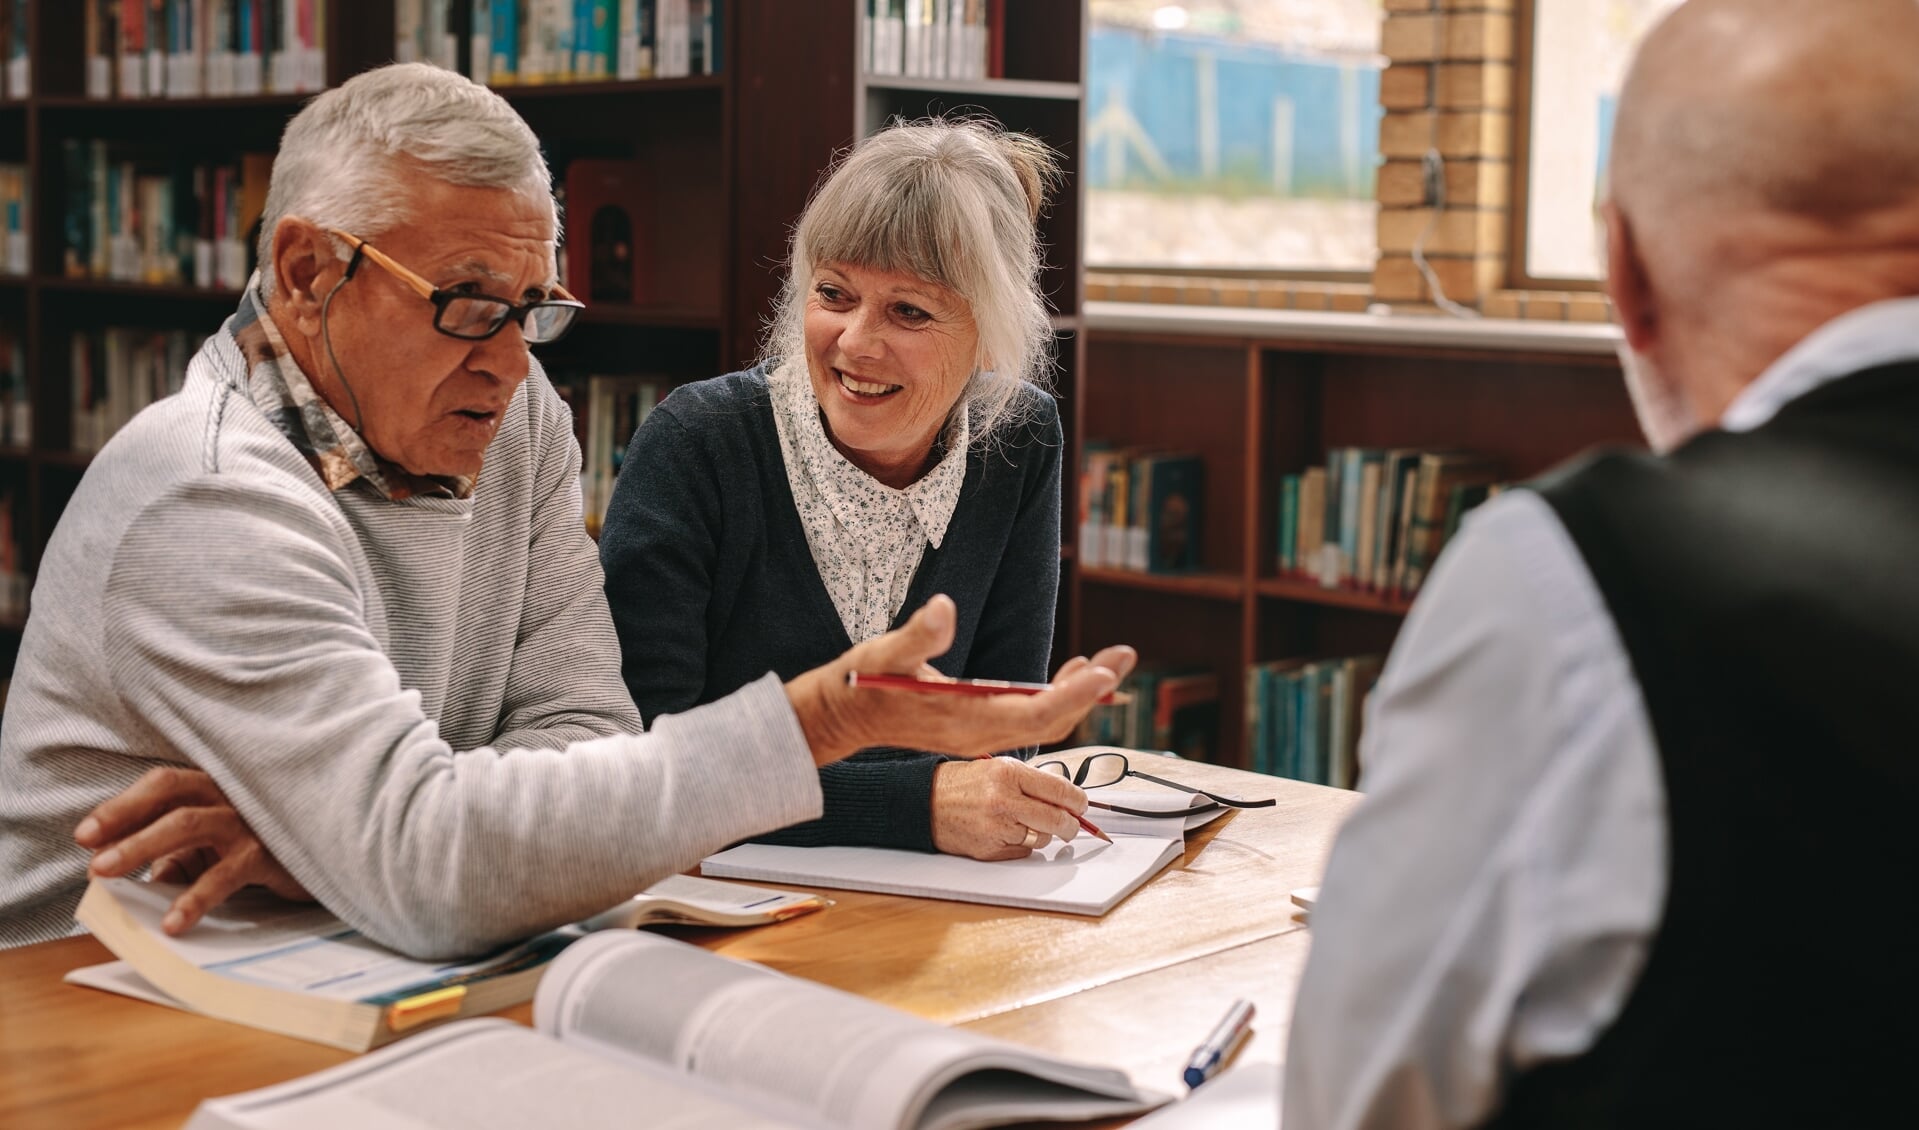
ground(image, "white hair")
xmin=257 ymin=62 xmax=554 ymax=298
xmin=762 ymin=118 xmax=1061 ymax=442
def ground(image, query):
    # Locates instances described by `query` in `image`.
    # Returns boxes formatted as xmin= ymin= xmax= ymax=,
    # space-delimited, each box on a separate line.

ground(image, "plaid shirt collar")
xmin=229 ymin=282 xmax=473 ymax=501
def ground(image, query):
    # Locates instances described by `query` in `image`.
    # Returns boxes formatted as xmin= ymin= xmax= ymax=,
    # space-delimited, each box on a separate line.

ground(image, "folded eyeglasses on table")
xmin=1033 ymin=751 xmax=1277 ymax=818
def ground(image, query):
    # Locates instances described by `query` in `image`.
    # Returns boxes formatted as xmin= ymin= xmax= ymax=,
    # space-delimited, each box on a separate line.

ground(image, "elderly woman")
xmin=599 ymin=120 xmax=1098 ymax=861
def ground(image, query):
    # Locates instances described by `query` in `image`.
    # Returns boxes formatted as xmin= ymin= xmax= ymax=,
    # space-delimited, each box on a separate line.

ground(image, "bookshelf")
xmin=0 ymin=2 xmax=1093 ymax=687
xmin=1068 ymin=325 xmax=1646 ymax=771
xmin=854 ymin=0 xmax=1088 ymax=667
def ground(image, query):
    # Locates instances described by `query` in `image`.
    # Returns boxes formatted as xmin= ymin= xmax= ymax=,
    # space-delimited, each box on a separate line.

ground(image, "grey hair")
xmin=257 ymin=62 xmax=554 ymax=298
xmin=761 ymin=118 xmax=1062 ymax=442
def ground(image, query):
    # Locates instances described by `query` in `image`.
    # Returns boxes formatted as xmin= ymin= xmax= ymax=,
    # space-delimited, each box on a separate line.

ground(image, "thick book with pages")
xmin=181 ymin=930 xmax=1163 ymax=1130
xmin=70 ymin=873 xmax=828 ymax=1051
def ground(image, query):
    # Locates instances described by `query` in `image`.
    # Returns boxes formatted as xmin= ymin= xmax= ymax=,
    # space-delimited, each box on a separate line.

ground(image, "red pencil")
xmin=844 ymin=671 xmax=1133 ymax=706
xmin=845 ymin=672 xmax=1120 ymax=844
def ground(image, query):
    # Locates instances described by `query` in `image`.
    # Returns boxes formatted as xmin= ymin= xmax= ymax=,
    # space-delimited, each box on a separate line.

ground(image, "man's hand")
xmin=931 ymin=757 xmax=1090 ymax=860
xmin=785 ymin=594 xmax=1139 ymax=765
xmin=74 ymin=766 xmax=314 ymax=934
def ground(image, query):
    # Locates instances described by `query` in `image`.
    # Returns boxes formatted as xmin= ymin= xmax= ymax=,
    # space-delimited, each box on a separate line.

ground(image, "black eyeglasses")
xmin=1033 ymin=751 xmax=1276 ymax=818
xmin=329 ymin=229 xmax=584 ymax=344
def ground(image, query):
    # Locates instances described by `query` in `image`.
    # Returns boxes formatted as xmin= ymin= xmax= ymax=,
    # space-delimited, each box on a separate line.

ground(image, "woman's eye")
xmin=816 ymin=284 xmax=846 ymax=303
xmin=895 ymin=304 xmax=929 ymax=322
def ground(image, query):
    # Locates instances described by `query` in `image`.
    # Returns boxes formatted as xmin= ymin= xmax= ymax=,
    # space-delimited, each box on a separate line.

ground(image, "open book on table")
xmin=702 ymin=787 xmax=1229 ymax=916
xmin=183 ymin=930 xmax=1164 ymax=1130
xmin=69 ymin=873 xmax=828 ymax=1052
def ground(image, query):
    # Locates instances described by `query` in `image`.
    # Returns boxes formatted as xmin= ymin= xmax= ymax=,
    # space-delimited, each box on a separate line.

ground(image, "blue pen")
xmin=1182 ymin=998 xmax=1256 ymax=1089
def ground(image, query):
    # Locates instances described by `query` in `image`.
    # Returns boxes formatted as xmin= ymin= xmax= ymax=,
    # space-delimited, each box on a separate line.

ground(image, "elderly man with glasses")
xmin=0 ymin=63 xmax=1128 ymax=961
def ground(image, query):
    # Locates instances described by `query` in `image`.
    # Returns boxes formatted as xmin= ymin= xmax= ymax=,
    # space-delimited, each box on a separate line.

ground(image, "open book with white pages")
xmin=69 ymin=873 xmax=829 ymax=1051
xmin=702 ymin=787 xmax=1233 ymax=916
xmin=182 ymin=930 xmax=1166 ymax=1130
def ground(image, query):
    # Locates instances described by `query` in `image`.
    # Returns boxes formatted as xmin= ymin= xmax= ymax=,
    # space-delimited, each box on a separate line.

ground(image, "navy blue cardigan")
xmin=598 ymin=366 xmax=1063 ymax=851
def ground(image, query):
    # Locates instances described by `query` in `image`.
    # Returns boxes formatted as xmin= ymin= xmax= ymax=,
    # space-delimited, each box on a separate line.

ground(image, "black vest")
xmin=1486 ymin=361 xmax=1919 ymax=1130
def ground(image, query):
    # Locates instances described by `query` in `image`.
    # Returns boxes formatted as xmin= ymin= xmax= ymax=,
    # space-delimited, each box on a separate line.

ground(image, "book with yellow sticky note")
xmin=67 ymin=874 xmax=829 ymax=1052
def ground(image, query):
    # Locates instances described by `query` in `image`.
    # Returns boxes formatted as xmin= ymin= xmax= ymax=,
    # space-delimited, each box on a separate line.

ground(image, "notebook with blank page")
xmin=701 ymin=830 xmax=1186 ymax=916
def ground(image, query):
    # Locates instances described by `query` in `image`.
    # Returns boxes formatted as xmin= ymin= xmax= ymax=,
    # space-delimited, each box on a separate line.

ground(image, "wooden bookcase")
xmin=0 ymin=1 xmax=1091 ymax=686
xmin=1068 ymin=322 xmax=1644 ymax=769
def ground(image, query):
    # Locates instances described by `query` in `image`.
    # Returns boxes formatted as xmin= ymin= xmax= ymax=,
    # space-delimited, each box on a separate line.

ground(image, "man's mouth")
xmin=836 ymin=370 xmax=904 ymax=398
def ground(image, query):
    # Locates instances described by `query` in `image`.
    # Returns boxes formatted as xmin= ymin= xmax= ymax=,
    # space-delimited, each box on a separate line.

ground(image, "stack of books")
xmin=1277 ymin=447 xmax=1503 ymax=601
xmin=0 ymin=163 xmax=23 ymax=277
xmin=69 ymin=328 xmax=204 ymax=455
xmin=1078 ymin=444 xmax=1206 ymax=574
xmin=400 ymin=1 xmax=724 ymax=85
xmin=83 ymin=0 xmax=327 ymax=99
xmin=865 ymin=0 xmax=1002 ymax=80
xmin=1076 ymin=665 xmax=1222 ymax=762
xmin=60 ymin=143 xmax=274 ymax=291
xmin=1245 ymin=654 xmax=1384 ymax=790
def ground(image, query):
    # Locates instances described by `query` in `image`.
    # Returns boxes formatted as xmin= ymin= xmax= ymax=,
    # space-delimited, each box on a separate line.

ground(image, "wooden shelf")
xmin=493 ymin=76 xmax=725 ymax=99
xmin=578 ymin=304 xmax=722 ymax=329
xmin=35 ymin=451 xmax=94 ymax=470
xmin=37 ymin=279 xmax=243 ymax=302
xmin=0 ymin=446 xmax=29 ymax=462
xmin=861 ymin=75 xmax=1081 ymax=101
xmin=1080 ymin=566 xmax=1243 ymax=602
xmin=34 ymin=93 xmax=310 ymax=111
xmin=1255 ymin=576 xmax=1414 ymax=616
xmin=0 ymin=613 xmax=26 ymax=633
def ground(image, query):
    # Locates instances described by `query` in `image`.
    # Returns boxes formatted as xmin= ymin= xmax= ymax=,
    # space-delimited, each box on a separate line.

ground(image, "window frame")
xmin=1082 ymin=3 xmax=1382 ymax=287
xmin=1507 ymin=0 xmax=1607 ymax=294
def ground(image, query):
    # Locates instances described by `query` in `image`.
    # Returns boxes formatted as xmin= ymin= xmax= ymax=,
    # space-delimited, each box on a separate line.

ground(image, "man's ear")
xmin=1602 ymin=199 xmax=1657 ymax=354
xmin=271 ymin=218 xmax=334 ymax=336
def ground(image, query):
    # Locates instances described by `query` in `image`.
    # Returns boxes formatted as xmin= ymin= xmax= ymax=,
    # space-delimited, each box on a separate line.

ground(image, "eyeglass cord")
xmin=320 ymin=260 xmax=370 ymax=436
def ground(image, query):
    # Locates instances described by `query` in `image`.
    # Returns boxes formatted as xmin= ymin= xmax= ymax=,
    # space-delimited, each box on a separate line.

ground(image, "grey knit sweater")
xmin=0 ymin=316 xmax=823 ymax=959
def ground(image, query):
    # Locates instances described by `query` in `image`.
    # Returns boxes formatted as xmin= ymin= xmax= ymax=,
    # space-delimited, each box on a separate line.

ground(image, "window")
xmin=1518 ymin=0 xmax=1683 ymax=283
xmin=1086 ymin=1 xmax=1383 ymax=276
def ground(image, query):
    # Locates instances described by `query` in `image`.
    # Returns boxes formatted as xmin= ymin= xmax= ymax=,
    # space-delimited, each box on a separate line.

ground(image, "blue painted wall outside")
xmin=1087 ymin=27 xmax=1381 ymax=199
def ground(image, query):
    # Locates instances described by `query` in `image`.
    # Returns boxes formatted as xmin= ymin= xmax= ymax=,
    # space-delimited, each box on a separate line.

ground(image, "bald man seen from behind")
xmin=1283 ymin=2 xmax=1919 ymax=1127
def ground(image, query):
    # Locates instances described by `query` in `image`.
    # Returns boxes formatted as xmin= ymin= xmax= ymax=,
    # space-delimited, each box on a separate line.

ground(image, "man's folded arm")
xmin=102 ymin=477 xmax=824 ymax=960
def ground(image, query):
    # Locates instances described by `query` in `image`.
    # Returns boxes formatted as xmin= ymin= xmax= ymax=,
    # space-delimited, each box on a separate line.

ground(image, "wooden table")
xmin=0 ymin=755 xmax=1357 ymax=1129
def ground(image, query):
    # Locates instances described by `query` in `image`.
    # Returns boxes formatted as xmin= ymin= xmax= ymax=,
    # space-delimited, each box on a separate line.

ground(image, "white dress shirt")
xmin=767 ymin=360 xmax=968 ymax=644
xmin=1283 ymin=297 xmax=1919 ymax=1130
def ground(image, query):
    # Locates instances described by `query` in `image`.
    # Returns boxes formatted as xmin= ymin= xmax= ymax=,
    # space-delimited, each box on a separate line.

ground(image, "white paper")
xmin=702 ymin=832 xmax=1183 ymax=916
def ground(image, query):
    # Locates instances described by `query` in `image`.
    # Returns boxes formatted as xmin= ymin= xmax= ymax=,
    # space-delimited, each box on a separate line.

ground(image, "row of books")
xmin=1 ymin=0 xmax=27 ymax=97
xmin=0 ymin=489 xmax=27 ymax=621
xmin=1077 ymin=445 xmax=1205 ymax=574
xmin=864 ymin=0 xmax=1003 ymax=81
xmin=401 ymin=0 xmax=722 ymax=85
xmin=0 ymin=329 xmax=28 ymax=447
xmin=0 ymin=163 xmax=26 ymax=277
xmin=554 ymin=372 xmax=665 ymax=536
xmin=1075 ymin=665 xmax=1223 ymax=763
xmin=83 ymin=0 xmax=328 ymax=100
xmin=69 ymin=327 xmax=203 ymax=455
xmin=1278 ymin=448 xmax=1504 ymax=599
xmin=60 ymin=142 xmax=275 ymax=290
xmin=1247 ymin=654 xmax=1383 ymax=790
